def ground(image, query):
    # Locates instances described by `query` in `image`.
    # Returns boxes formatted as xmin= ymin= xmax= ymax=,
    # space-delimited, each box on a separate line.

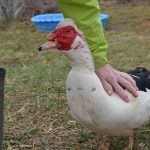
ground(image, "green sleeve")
xmin=57 ymin=0 xmax=108 ymax=68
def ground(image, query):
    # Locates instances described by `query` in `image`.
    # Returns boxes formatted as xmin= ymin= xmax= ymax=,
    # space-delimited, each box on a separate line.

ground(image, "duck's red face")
xmin=39 ymin=25 xmax=79 ymax=51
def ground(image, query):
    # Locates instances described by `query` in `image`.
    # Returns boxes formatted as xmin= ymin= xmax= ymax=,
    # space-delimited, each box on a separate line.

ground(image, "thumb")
xmin=100 ymin=78 xmax=113 ymax=95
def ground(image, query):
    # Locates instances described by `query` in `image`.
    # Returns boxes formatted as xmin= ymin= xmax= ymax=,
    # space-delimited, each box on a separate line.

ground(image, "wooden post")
xmin=0 ymin=68 xmax=6 ymax=150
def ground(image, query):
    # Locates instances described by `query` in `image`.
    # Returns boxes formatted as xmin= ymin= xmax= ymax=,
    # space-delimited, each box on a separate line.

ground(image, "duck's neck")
xmin=70 ymin=46 xmax=95 ymax=72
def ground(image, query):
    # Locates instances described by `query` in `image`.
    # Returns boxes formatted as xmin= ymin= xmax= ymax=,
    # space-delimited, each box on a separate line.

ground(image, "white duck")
xmin=39 ymin=19 xmax=150 ymax=150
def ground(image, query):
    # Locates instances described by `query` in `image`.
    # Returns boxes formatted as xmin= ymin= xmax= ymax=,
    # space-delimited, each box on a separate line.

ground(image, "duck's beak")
xmin=38 ymin=41 xmax=58 ymax=51
xmin=38 ymin=33 xmax=58 ymax=51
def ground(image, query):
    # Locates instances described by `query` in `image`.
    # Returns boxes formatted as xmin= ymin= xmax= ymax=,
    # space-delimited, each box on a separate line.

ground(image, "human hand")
xmin=95 ymin=64 xmax=139 ymax=102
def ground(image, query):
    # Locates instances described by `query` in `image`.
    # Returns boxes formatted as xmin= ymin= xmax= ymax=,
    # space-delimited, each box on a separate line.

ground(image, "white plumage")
xmin=40 ymin=18 xmax=150 ymax=150
xmin=66 ymin=35 xmax=150 ymax=135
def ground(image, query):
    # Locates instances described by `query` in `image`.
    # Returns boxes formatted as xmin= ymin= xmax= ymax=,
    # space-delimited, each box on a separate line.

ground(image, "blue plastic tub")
xmin=31 ymin=13 xmax=109 ymax=32
xmin=99 ymin=14 xmax=109 ymax=29
xmin=31 ymin=13 xmax=64 ymax=32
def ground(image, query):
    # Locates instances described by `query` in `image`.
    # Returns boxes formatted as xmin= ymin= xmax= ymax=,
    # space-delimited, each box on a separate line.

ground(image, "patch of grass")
xmin=102 ymin=2 xmax=150 ymax=33
xmin=1 ymin=3 xmax=150 ymax=150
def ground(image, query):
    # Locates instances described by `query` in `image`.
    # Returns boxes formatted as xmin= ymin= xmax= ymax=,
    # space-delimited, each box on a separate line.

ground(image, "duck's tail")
xmin=127 ymin=67 xmax=150 ymax=92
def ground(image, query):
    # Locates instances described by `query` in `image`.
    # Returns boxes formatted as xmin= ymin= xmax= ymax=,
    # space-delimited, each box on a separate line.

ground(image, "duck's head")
xmin=39 ymin=18 xmax=86 ymax=52
xmin=39 ymin=18 xmax=94 ymax=70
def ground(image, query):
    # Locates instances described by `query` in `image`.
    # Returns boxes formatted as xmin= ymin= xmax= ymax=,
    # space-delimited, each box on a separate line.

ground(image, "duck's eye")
xmin=66 ymin=29 xmax=72 ymax=33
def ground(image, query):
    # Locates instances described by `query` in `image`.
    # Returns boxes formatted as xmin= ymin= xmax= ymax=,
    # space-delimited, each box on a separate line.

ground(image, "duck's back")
xmin=66 ymin=69 xmax=150 ymax=132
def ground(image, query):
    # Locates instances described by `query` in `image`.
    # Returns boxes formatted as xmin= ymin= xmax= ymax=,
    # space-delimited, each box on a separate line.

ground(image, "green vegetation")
xmin=1 ymin=3 xmax=150 ymax=150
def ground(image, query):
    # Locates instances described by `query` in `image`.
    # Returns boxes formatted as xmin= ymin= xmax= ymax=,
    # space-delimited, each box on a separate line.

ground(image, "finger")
xmin=101 ymin=79 xmax=113 ymax=95
xmin=96 ymin=72 xmax=113 ymax=95
xmin=109 ymin=79 xmax=129 ymax=102
xmin=120 ymin=73 xmax=138 ymax=89
xmin=118 ymin=77 xmax=139 ymax=97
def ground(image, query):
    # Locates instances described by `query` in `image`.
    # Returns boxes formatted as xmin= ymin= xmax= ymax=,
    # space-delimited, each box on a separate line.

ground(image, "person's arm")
xmin=58 ymin=0 xmax=138 ymax=101
xmin=58 ymin=0 xmax=108 ymax=68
